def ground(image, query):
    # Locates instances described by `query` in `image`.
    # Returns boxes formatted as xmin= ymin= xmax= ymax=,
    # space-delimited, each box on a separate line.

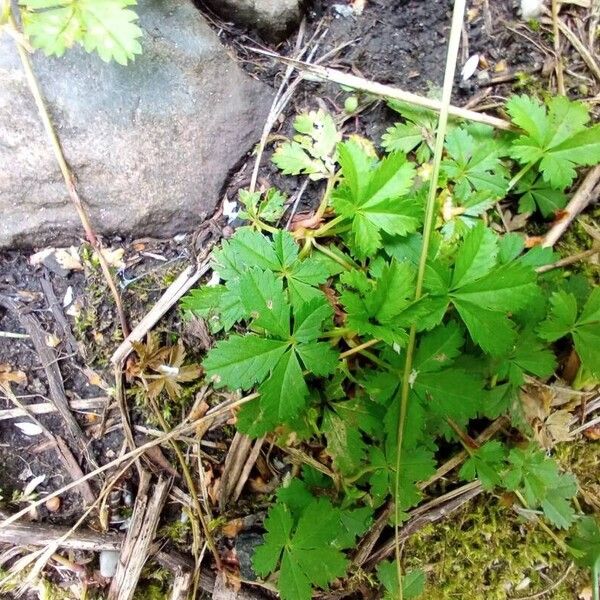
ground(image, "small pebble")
xmin=520 ymin=0 xmax=544 ymax=19
xmin=99 ymin=550 xmax=120 ymax=578
xmin=45 ymin=496 xmax=61 ymax=512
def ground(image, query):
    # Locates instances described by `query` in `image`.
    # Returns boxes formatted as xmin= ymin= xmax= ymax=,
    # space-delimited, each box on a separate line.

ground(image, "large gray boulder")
xmin=0 ymin=0 xmax=273 ymax=248
xmin=201 ymin=0 xmax=304 ymax=42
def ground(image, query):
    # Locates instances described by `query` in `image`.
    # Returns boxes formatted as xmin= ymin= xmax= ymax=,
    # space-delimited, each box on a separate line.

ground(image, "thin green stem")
xmin=507 ymin=162 xmax=534 ymax=192
xmin=298 ymin=237 xmax=314 ymax=259
xmin=253 ymin=218 xmax=280 ymax=234
xmin=393 ymin=0 xmax=467 ymax=595
xmin=593 ymin=560 xmax=599 ymax=600
xmin=312 ymin=239 xmax=356 ymax=270
xmin=315 ymin=174 xmax=338 ymax=219
xmin=320 ymin=327 xmax=353 ymax=339
xmin=148 ymin=398 xmax=222 ymax=573
xmin=339 ymin=338 xmax=380 ymax=359
xmin=513 ymin=489 xmax=568 ymax=553
xmin=311 ymin=214 xmax=346 ymax=237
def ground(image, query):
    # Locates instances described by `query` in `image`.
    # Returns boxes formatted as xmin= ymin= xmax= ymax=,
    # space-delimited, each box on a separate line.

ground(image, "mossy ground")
xmin=403 ymin=440 xmax=599 ymax=599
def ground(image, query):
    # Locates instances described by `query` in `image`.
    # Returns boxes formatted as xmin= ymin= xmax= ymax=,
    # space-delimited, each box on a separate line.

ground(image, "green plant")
xmin=15 ymin=0 xmax=142 ymax=64
xmin=182 ymin=94 xmax=600 ymax=600
xmin=568 ymin=516 xmax=600 ymax=600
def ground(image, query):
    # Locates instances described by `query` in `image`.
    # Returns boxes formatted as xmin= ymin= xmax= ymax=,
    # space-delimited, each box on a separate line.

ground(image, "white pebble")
xmin=521 ymin=0 xmax=545 ymax=19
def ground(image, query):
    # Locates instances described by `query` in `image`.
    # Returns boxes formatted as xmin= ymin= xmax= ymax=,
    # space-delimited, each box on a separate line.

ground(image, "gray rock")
xmin=0 ymin=0 xmax=273 ymax=248
xmin=201 ymin=0 xmax=304 ymax=42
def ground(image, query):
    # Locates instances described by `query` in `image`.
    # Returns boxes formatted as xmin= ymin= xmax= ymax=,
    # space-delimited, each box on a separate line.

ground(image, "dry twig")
xmin=542 ymin=165 xmax=600 ymax=247
xmin=247 ymin=48 xmax=514 ymax=131
xmin=108 ymin=472 xmax=172 ymax=600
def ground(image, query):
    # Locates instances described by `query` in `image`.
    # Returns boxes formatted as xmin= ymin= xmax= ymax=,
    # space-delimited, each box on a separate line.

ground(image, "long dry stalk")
xmin=393 ymin=0 xmax=468 ymax=595
xmin=8 ymin=13 xmax=129 ymax=337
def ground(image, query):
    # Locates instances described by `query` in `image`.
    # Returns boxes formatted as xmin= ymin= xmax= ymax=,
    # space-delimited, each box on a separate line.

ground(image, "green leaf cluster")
xmin=20 ymin=0 xmax=142 ymax=64
xmin=272 ymin=110 xmax=340 ymax=180
xmin=461 ymin=442 xmax=578 ymax=528
xmin=180 ymin=94 xmax=600 ymax=600
xmin=253 ymin=484 xmax=371 ymax=600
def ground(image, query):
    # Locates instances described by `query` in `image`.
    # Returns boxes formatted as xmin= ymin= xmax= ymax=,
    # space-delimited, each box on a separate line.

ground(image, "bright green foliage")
xmin=332 ymin=141 xmax=420 ymax=259
xmin=253 ymin=491 xmax=370 ymax=600
xmin=423 ymin=222 xmax=539 ymax=355
xmin=568 ymin=516 xmax=600 ymax=569
xmin=494 ymin=329 xmax=557 ymax=386
xmin=516 ymin=174 xmax=567 ymax=217
xmin=20 ymin=0 xmax=142 ymax=64
xmin=441 ymin=127 xmax=508 ymax=201
xmin=382 ymin=100 xmax=437 ymax=162
xmin=339 ymin=259 xmax=418 ymax=346
xmin=538 ymin=288 xmax=600 ymax=376
xmin=460 ymin=441 xmax=507 ymax=490
xmin=377 ymin=561 xmax=426 ymax=600
xmin=504 ymin=445 xmax=578 ymax=529
xmin=204 ymin=282 xmax=337 ymax=433
xmin=238 ymin=188 xmax=286 ymax=224
xmin=506 ymin=95 xmax=600 ymax=189
xmin=180 ymin=94 xmax=600 ymax=600
xmin=272 ymin=110 xmax=340 ymax=180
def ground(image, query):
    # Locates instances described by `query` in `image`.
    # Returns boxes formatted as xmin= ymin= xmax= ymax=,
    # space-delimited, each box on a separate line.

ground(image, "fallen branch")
xmin=247 ymin=48 xmax=514 ymax=131
xmin=363 ymin=482 xmax=483 ymax=569
xmin=0 ymin=296 xmax=95 ymax=467
xmin=0 ymin=397 xmax=108 ymax=421
xmin=542 ymin=166 xmax=600 ymax=247
xmin=108 ymin=472 xmax=172 ymax=600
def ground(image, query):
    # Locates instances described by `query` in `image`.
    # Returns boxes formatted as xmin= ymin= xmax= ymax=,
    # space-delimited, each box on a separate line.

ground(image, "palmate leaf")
xmin=383 ymin=99 xmax=438 ymax=162
xmin=339 ymin=259 xmax=419 ymax=346
xmin=504 ymin=445 xmax=578 ymax=528
xmin=333 ymin=141 xmax=421 ymax=259
xmin=253 ymin=499 xmax=349 ymax=600
xmin=568 ymin=516 xmax=600 ymax=570
xmin=322 ymin=398 xmax=385 ymax=476
xmin=272 ymin=110 xmax=340 ymax=180
xmin=441 ymin=127 xmax=508 ymax=200
xmin=494 ymin=329 xmax=556 ymax=386
xmin=204 ymin=270 xmax=337 ymax=431
xmin=538 ymin=288 xmax=600 ymax=376
xmin=368 ymin=444 xmax=436 ymax=510
xmin=516 ymin=174 xmax=567 ymax=218
xmin=506 ymin=95 xmax=600 ymax=189
xmin=21 ymin=0 xmax=143 ymax=64
xmin=239 ymin=188 xmax=286 ymax=224
xmin=198 ymin=228 xmax=329 ymax=327
xmin=377 ymin=561 xmax=426 ymax=600
xmin=422 ymin=223 xmax=539 ymax=355
xmin=459 ymin=441 xmax=508 ymax=490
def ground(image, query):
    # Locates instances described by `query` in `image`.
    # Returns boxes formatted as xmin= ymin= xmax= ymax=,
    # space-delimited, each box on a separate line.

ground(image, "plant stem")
xmin=507 ymin=162 xmax=534 ymax=192
xmin=320 ymin=327 xmax=353 ymax=339
xmin=8 ymin=13 xmax=129 ymax=337
xmin=312 ymin=239 xmax=355 ymax=270
xmin=315 ymin=174 xmax=337 ymax=219
xmin=312 ymin=214 xmax=346 ymax=237
xmin=593 ymin=559 xmax=599 ymax=600
xmin=339 ymin=338 xmax=380 ymax=359
xmin=393 ymin=0 xmax=467 ymax=595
